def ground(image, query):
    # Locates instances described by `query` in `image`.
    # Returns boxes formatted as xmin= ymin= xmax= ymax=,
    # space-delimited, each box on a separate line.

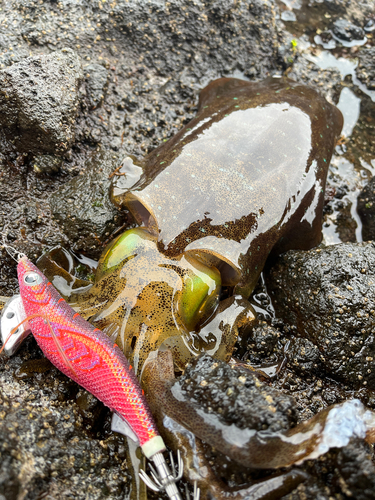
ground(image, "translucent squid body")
xmin=49 ymin=77 xmax=344 ymax=376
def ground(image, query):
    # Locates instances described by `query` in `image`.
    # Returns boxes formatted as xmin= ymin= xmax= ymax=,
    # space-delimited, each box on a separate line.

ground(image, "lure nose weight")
xmin=0 ymin=249 xmax=199 ymax=500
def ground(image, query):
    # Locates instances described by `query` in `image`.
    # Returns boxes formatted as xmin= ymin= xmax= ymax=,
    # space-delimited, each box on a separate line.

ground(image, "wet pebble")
xmin=32 ymin=154 xmax=64 ymax=174
xmin=332 ymin=18 xmax=365 ymax=42
xmin=242 ymin=322 xmax=281 ymax=365
xmin=287 ymin=337 xmax=322 ymax=376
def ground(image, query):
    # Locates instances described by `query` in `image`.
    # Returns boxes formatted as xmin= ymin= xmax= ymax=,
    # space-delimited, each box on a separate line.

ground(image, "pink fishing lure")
xmin=17 ymin=255 xmax=165 ymax=458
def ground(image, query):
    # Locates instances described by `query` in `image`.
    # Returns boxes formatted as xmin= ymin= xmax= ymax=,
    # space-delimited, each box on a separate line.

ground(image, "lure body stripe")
xmin=17 ymin=256 xmax=161 ymax=451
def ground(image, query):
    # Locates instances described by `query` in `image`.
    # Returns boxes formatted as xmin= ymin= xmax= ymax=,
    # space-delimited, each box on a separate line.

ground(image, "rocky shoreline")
xmin=0 ymin=1 xmax=375 ymax=499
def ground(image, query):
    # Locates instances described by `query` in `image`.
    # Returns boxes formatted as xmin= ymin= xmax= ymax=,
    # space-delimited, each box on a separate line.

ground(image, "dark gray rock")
xmin=181 ymin=354 xmax=298 ymax=433
xmin=282 ymin=439 xmax=375 ymax=500
xmin=333 ymin=438 xmax=375 ymax=500
xmin=364 ymin=19 xmax=375 ymax=32
xmin=358 ymin=176 xmax=375 ymax=241
xmin=48 ymin=148 xmax=129 ymax=256
xmin=332 ymin=18 xmax=365 ymax=42
xmin=0 ymin=49 xmax=83 ymax=155
xmin=32 ymin=154 xmax=63 ymax=174
xmin=0 ymin=339 xmax=131 ymax=499
xmin=356 ymin=47 xmax=375 ymax=90
xmin=84 ymin=63 xmax=109 ymax=109
xmin=266 ymin=242 xmax=375 ymax=389
xmin=287 ymin=337 xmax=322 ymax=376
xmin=243 ymin=322 xmax=281 ymax=365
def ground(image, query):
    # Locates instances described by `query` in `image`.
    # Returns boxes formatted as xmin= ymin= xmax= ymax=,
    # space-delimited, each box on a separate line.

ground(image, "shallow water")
xmin=277 ymin=0 xmax=375 ymax=245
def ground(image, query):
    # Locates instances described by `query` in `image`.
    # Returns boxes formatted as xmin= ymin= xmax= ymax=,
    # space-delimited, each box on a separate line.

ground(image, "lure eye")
xmin=24 ymin=272 xmax=43 ymax=286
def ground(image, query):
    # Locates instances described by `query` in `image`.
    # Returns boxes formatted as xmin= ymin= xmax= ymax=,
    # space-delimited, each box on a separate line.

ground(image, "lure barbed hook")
xmin=186 ymin=481 xmax=200 ymax=500
xmin=139 ymin=449 xmax=199 ymax=500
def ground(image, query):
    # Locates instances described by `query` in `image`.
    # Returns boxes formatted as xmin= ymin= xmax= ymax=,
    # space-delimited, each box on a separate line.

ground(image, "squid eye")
xmin=96 ymin=227 xmax=156 ymax=280
xmin=24 ymin=272 xmax=43 ymax=286
xmin=178 ymin=254 xmax=221 ymax=332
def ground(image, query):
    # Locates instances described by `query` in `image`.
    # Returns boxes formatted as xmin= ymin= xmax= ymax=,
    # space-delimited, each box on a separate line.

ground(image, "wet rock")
xmin=332 ymin=18 xmax=365 ymax=42
xmin=0 ymin=340 xmax=131 ymax=499
xmin=48 ymin=148 xmax=128 ymax=256
xmin=24 ymin=201 xmax=45 ymax=228
xmin=356 ymin=47 xmax=375 ymax=90
xmin=0 ymin=49 xmax=83 ymax=154
xmin=334 ymin=438 xmax=375 ymax=499
xmin=84 ymin=63 xmax=109 ymax=109
xmin=243 ymin=322 xmax=281 ymax=365
xmin=285 ymin=56 xmax=342 ymax=103
xmin=283 ymin=438 xmax=375 ymax=500
xmin=266 ymin=242 xmax=375 ymax=389
xmin=102 ymin=0 xmax=277 ymax=79
xmin=181 ymin=354 xmax=298 ymax=433
xmin=358 ymin=176 xmax=375 ymax=241
xmin=308 ymin=0 xmax=375 ymax=26
xmin=287 ymin=337 xmax=322 ymax=376
xmin=32 ymin=154 xmax=63 ymax=174
xmin=364 ymin=19 xmax=375 ymax=33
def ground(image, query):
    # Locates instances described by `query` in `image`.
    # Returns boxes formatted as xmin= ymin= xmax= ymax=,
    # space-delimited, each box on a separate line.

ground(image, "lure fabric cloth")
xmin=17 ymin=256 xmax=164 ymax=457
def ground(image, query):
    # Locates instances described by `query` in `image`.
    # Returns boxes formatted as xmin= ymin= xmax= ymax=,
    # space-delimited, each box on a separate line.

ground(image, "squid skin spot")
xmin=58 ymin=298 xmax=64 ymax=303
xmin=73 ymin=313 xmax=79 ymax=319
xmin=129 ymin=365 xmax=133 ymax=370
xmin=93 ymin=328 xmax=100 ymax=332
xmin=46 ymin=282 xmax=52 ymax=286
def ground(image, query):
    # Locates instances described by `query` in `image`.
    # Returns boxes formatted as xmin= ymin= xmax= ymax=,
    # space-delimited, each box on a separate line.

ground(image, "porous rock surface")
xmin=0 ymin=49 xmax=83 ymax=154
xmin=49 ymin=147 xmax=128 ymax=256
xmin=0 ymin=0 xmax=375 ymax=499
xmin=358 ymin=175 xmax=375 ymax=241
xmin=266 ymin=242 xmax=375 ymax=388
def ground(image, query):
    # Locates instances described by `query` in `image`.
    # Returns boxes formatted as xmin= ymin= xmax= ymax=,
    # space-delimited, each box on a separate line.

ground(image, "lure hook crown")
xmin=139 ymin=450 xmax=199 ymax=500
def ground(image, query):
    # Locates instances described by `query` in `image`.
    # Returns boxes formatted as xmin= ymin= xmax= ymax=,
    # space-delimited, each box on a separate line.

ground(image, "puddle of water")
xmin=331 ymin=33 xmax=367 ymax=48
xmin=281 ymin=10 xmax=297 ymax=22
xmin=305 ymin=51 xmax=375 ymax=102
xmin=323 ymin=156 xmax=365 ymax=245
xmin=336 ymin=87 xmax=361 ymax=137
xmin=279 ymin=0 xmax=302 ymax=9
xmin=314 ymin=34 xmax=336 ymax=50
xmin=305 ymin=51 xmax=357 ymax=79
